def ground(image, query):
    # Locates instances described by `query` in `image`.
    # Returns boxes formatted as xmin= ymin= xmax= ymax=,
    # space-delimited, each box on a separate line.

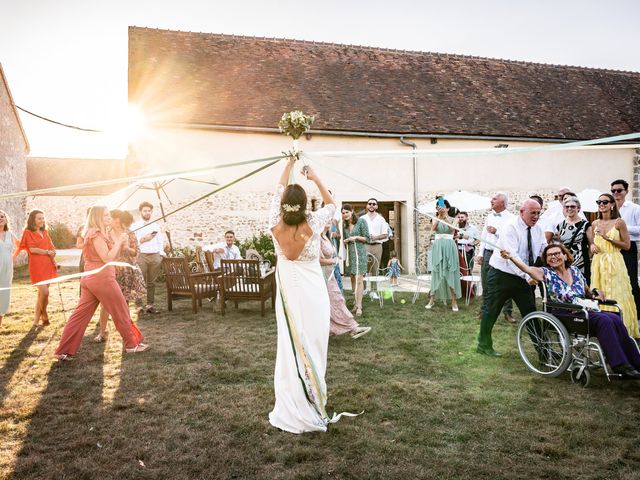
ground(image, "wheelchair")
xmin=517 ymin=285 xmax=633 ymax=388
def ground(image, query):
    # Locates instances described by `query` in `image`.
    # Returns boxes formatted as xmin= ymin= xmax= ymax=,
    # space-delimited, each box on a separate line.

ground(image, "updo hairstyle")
xmin=281 ymin=184 xmax=308 ymax=226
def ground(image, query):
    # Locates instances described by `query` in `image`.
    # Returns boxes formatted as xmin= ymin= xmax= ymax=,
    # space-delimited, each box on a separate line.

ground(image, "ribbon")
xmin=0 ymin=154 xmax=286 ymax=201
xmin=0 ymin=261 xmax=137 ymax=291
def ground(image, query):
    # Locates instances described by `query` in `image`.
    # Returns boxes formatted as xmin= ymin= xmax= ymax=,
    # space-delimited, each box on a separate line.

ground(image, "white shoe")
xmin=452 ymin=305 xmax=459 ymax=312
xmin=351 ymin=326 xmax=371 ymax=339
xmin=425 ymin=302 xmax=434 ymax=310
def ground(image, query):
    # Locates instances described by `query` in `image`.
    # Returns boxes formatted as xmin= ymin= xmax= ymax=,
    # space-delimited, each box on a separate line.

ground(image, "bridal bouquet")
xmin=278 ymin=111 xmax=315 ymax=140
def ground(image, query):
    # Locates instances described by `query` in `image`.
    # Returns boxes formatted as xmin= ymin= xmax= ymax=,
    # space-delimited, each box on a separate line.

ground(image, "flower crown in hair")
xmin=282 ymin=203 xmax=301 ymax=213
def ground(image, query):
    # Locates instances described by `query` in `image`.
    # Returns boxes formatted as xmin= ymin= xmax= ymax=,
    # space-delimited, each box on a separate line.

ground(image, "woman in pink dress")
xmin=54 ymin=206 xmax=149 ymax=361
xmin=320 ymin=224 xmax=371 ymax=339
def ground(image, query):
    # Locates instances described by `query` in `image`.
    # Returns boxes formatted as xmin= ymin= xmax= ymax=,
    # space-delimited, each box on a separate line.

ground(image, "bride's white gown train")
xmin=268 ymin=185 xmax=357 ymax=433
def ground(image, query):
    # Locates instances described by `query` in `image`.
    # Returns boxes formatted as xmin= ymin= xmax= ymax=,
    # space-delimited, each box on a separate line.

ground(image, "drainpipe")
xmin=400 ymin=137 xmax=418 ymax=273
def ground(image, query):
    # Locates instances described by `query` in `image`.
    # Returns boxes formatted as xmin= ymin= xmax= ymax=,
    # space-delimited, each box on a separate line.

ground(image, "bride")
xmin=268 ymin=157 xmax=345 ymax=433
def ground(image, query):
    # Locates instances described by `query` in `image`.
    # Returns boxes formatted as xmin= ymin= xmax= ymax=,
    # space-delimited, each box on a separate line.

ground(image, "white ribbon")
xmin=0 ymin=261 xmax=137 ymax=291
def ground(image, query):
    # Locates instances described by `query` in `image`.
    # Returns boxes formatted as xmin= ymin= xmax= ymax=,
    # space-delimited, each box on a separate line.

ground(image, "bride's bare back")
xmin=271 ymin=220 xmax=314 ymax=261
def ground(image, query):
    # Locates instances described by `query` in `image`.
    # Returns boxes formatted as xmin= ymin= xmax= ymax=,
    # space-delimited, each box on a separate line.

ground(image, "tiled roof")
xmin=128 ymin=26 xmax=640 ymax=141
xmin=27 ymin=157 xmax=128 ymax=195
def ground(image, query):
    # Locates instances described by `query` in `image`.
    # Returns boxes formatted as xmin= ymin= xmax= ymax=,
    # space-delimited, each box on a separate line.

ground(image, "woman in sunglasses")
xmin=590 ymin=193 xmax=639 ymax=338
xmin=501 ymin=243 xmax=640 ymax=379
xmin=556 ymin=196 xmax=593 ymax=283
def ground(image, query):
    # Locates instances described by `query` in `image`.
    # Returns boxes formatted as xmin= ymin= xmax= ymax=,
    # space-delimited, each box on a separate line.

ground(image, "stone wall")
xmin=0 ymin=67 xmax=28 ymax=246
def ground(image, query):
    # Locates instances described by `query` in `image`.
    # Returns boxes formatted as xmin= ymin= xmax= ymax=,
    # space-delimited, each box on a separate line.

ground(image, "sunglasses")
xmin=595 ymin=200 xmax=611 ymax=205
xmin=564 ymin=205 xmax=578 ymax=209
xmin=611 ymin=188 xmax=625 ymax=194
xmin=367 ymin=202 xmax=377 ymax=206
xmin=546 ymin=252 xmax=563 ymax=258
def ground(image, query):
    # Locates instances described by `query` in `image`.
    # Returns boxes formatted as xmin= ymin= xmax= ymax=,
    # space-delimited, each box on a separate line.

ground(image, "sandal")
xmin=54 ymin=353 xmax=74 ymax=362
xmin=93 ymin=334 xmax=106 ymax=343
xmin=355 ymin=308 xmax=362 ymax=317
xmin=351 ymin=326 xmax=371 ymax=339
xmin=126 ymin=343 xmax=150 ymax=354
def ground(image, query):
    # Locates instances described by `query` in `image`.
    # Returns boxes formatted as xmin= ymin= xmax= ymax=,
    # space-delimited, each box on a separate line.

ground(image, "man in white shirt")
xmin=131 ymin=201 xmax=165 ymax=313
xmin=611 ymin=179 xmax=640 ymax=318
xmin=539 ymin=188 xmax=586 ymax=241
xmin=361 ymin=198 xmax=389 ymax=299
xmin=362 ymin=198 xmax=389 ymax=272
xmin=477 ymin=192 xmax=516 ymax=323
xmin=477 ymin=199 xmax=547 ymax=357
xmin=204 ymin=230 xmax=242 ymax=269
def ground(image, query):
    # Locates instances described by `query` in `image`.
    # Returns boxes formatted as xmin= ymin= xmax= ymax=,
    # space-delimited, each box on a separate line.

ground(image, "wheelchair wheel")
xmin=570 ymin=367 xmax=591 ymax=388
xmin=517 ymin=312 xmax=572 ymax=377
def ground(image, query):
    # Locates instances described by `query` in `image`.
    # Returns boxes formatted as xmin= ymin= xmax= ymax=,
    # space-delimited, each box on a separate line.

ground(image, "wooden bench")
xmin=162 ymin=257 xmax=220 ymax=313
xmin=219 ymin=259 xmax=275 ymax=317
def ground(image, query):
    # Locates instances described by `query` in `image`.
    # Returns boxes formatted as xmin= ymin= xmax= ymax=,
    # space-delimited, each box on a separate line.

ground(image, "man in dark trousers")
xmin=610 ymin=179 xmax=640 ymax=319
xmin=477 ymin=199 xmax=547 ymax=357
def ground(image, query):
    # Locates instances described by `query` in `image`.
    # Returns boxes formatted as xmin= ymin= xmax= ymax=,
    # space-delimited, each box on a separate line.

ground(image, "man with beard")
xmin=362 ymin=198 xmax=389 ymax=299
xmin=456 ymin=211 xmax=479 ymax=271
xmin=131 ymin=201 xmax=164 ymax=313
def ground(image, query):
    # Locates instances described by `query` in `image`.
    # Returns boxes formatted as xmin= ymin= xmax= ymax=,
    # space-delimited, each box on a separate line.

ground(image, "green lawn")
xmin=1 ymin=266 xmax=639 ymax=479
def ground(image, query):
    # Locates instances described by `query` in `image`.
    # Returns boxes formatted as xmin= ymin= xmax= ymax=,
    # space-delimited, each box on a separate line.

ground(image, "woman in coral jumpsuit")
xmin=54 ymin=206 xmax=149 ymax=361
xmin=19 ymin=210 xmax=58 ymax=327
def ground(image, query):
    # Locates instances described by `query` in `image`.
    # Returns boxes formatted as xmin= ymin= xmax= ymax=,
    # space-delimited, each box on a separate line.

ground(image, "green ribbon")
xmin=0 ymin=154 xmax=286 ymax=200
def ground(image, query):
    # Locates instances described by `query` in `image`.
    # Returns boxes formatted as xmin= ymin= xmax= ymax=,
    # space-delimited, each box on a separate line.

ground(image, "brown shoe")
xmin=504 ymin=313 xmax=517 ymax=324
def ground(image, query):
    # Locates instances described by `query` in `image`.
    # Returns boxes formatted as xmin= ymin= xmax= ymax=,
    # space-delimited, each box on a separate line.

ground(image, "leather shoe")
xmin=614 ymin=365 xmax=640 ymax=379
xmin=504 ymin=313 xmax=516 ymax=324
xmin=476 ymin=346 xmax=502 ymax=357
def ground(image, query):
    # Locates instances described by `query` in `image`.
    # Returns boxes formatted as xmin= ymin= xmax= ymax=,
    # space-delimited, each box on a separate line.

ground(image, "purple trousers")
xmin=555 ymin=310 xmax=640 ymax=369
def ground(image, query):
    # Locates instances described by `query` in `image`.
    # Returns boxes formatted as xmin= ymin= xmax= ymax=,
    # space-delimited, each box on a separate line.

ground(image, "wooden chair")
xmin=219 ymin=259 xmax=275 ymax=317
xmin=162 ymin=257 xmax=220 ymax=313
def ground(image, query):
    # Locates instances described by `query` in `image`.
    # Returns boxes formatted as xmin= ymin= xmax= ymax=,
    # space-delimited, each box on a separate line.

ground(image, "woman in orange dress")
xmin=54 ymin=205 xmax=149 ymax=361
xmin=19 ymin=210 xmax=58 ymax=327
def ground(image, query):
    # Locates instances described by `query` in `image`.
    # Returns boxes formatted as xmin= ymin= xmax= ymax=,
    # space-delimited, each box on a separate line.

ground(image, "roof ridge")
xmin=128 ymin=25 xmax=639 ymax=75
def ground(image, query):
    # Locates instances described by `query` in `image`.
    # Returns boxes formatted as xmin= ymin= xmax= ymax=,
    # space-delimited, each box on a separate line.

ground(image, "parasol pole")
xmin=153 ymin=181 xmax=174 ymax=254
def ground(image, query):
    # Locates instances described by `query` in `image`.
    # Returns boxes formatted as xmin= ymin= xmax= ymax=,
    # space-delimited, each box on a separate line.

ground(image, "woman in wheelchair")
xmin=501 ymin=243 xmax=640 ymax=379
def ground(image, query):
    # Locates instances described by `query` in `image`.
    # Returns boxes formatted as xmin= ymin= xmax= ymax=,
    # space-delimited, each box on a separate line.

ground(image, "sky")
xmin=1 ymin=0 xmax=639 ymax=159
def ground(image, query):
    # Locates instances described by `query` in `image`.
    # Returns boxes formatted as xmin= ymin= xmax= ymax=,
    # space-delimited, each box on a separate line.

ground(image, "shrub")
xmin=48 ymin=222 xmax=76 ymax=249
xmin=238 ymin=231 xmax=276 ymax=266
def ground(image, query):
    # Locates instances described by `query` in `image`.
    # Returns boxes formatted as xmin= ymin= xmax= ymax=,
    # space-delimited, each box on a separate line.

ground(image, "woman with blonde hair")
xmin=0 ymin=210 xmax=20 ymax=326
xmin=54 ymin=206 xmax=149 ymax=361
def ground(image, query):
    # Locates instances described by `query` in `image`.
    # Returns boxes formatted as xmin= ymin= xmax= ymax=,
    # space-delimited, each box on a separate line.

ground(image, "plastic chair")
xmin=365 ymin=252 xmax=392 ymax=306
xmin=412 ymin=251 xmax=432 ymax=304
xmin=459 ymin=247 xmax=481 ymax=305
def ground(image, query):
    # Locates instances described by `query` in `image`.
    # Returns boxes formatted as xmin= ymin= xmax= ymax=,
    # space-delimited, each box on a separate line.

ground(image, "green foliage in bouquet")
xmin=48 ymin=222 xmax=76 ymax=249
xmin=238 ymin=231 xmax=276 ymax=266
xmin=278 ymin=111 xmax=315 ymax=140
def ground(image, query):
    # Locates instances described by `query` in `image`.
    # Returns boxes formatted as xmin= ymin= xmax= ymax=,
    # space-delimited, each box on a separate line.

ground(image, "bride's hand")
xmin=301 ymin=165 xmax=319 ymax=182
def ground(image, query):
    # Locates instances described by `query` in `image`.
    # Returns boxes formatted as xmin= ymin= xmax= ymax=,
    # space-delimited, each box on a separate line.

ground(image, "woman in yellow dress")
xmin=590 ymin=193 xmax=639 ymax=338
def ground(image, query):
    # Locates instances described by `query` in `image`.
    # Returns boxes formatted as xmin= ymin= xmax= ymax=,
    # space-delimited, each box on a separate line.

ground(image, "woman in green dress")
xmin=425 ymin=201 xmax=462 ymax=312
xmin=342 ymin=204 xmax=370 ymax=317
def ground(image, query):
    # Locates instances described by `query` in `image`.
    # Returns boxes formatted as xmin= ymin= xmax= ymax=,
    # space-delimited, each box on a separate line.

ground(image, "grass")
xmin=1 ymin=266 xmax=640 ymax=479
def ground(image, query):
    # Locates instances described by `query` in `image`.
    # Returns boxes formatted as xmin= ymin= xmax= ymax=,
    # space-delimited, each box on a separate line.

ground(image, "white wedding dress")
xmin=268 ymin=184 xmax=338 ymax=433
